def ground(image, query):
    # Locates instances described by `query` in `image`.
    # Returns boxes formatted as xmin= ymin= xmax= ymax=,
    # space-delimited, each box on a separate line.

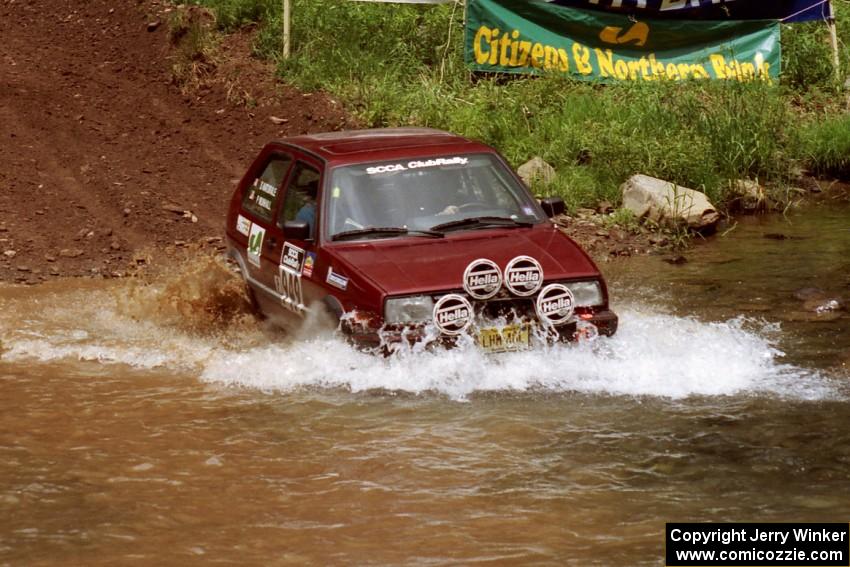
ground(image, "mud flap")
xmin=226 ymin=248 xmax=265 ymax=320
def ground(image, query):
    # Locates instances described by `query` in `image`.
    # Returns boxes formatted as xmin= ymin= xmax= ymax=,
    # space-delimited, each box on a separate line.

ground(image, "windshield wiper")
xmin=430 ymin=216 xmax=534 ymax=233
xmin=332 ymin=226 xmax=444 ymax=241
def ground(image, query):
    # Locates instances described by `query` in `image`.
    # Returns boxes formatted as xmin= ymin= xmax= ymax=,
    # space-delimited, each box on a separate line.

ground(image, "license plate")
xmin=477 ymin=324 xmax=532 ymax=353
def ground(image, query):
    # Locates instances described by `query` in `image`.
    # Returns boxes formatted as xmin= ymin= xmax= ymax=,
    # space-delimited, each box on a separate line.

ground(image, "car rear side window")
xmin=242 ymin=156 xmax=292 ymax=221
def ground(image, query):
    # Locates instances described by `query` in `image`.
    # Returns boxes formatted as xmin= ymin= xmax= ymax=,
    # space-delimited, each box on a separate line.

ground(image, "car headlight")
xmin=565 ymin=281 xmax=604 ymax=307
xmin=384 ymin=295 xmax=435 ymax=324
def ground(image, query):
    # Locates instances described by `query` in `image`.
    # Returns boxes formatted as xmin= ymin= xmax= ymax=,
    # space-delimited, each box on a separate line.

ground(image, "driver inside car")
xmin=295 ymin=180 xmax=318 ymax=237
xmin=427 ymin=171 xmax=469 ymax=216
xmin=437 ymin=205 xmax=461 ymax=216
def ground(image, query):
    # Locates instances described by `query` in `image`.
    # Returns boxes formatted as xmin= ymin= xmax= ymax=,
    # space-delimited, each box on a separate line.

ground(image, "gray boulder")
xmin=622 ymin=174 xmax=720 ymax=231
xmin=732 ymin=179 xmax=767 ymax=212
xmin=517 ymin=157 xmax=556 ymax=187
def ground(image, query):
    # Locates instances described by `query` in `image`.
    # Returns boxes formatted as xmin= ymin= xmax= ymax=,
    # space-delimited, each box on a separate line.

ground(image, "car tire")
xmin=321 ymin=296 xmax=343 ymax=323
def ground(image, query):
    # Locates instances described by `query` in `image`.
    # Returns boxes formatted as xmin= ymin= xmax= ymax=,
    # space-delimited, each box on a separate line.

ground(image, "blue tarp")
xmin=548 ymin=0 xmax=832 ymax=23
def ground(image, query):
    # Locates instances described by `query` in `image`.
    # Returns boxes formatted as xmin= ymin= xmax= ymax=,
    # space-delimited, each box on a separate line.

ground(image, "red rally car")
xmin=225 ymin=128 xmax=617 ymax=353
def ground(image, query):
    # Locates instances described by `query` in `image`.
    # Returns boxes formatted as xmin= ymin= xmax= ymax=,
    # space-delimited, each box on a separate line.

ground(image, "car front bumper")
xmin=342 ymin=308 xmax=619 ymax=353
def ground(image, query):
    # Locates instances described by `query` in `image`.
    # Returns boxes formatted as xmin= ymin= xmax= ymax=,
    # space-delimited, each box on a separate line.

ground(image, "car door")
xmin=238 ymin=151 xmax=293 ymax=315
xmin=267 ymin=156 xmax=325 ymax=319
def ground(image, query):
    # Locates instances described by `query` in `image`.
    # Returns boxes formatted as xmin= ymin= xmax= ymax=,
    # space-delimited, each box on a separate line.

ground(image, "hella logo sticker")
xmin=433 ymin=294 xmax=473 ymax=336
xmin=463 ymin=259 xmax=502 ymax=300
xmin=535 ymin=284 xmax=575 ymax=327
xmin=504 ymin=256 xmax=544 ymax=297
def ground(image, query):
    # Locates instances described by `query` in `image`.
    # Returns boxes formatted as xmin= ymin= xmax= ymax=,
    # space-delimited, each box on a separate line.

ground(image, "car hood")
xmin=327 ymin=226 xmax=601 ymax=297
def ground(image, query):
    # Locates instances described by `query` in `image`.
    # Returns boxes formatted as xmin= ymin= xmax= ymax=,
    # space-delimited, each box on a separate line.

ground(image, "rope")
xmin=439 ymin=0 xmax=462 ymax=83
xmin=779 ymin=0 xmax=832 ymax=23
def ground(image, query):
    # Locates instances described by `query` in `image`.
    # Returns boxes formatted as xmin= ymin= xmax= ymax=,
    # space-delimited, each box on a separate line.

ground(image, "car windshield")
xmin=325 ymin=153 xmax=544 ymax=240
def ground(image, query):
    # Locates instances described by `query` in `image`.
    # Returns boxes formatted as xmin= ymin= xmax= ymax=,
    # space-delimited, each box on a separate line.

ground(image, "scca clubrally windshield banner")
xmin=465 ymin=0 xmax=780 ymax=82
xmin=548 ymin=0 xmax=832 ymax=23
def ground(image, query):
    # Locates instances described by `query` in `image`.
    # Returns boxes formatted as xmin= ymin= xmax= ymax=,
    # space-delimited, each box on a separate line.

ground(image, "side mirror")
xmin=283 ymin=220 xmax=310 ymax=241
xmin=540 ymin=197 xmax=565 ymax=218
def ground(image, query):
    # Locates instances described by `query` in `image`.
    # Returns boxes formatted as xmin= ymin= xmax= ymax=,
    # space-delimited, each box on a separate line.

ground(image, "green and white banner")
xmin=465 ymin=0 xmax=781 ymax=82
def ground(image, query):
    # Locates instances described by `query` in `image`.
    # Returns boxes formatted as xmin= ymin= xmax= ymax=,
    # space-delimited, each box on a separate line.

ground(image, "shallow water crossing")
xmin=1 ymin=204 xmax=848 ymax=565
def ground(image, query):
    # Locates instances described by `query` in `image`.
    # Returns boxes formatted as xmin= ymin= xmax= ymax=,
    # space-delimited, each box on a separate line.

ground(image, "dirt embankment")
xmin=0 ymin=0 xmax=352 ymax=284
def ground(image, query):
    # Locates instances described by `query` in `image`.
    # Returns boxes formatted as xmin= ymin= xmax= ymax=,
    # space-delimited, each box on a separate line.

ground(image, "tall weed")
xmin=188 ymin=0 xmax=277 ymax=30
xmin=800 ymin=113 xmax=850 ymax=179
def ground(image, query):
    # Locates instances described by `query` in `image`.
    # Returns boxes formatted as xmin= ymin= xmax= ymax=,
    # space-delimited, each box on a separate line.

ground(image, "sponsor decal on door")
xmin=247 ymin=224 xmax=266 ymax=268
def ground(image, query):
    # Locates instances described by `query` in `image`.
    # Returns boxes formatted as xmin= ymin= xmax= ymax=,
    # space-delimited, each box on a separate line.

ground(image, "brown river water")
xmin=1 ymin=204 xmax=848 ymax=565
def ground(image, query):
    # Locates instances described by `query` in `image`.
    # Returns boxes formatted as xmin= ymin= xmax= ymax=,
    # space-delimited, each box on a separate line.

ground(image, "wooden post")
xmin=828 ymin=21 xmax=840 ymax=82
xmin=283 ymin=0 xmax=291 ymax=59
xmin=827 ymin=1 xmax=840 ymax=82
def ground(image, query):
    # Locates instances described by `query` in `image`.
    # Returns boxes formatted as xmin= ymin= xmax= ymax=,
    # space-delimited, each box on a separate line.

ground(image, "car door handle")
xmin=266 ymin=236 xmax=277 ymax=249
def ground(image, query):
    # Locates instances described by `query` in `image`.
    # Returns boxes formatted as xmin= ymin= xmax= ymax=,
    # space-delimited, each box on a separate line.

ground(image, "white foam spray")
xmin=200 ymin=308 xmax=834 ymax=401
xmin=0 ymin=282 xmax=837 ymax=401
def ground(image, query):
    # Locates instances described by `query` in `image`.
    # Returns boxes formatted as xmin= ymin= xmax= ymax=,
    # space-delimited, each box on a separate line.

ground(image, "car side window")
xmin=242 ymin=156 xmax=292 ymax=221
xmin=278 ymin=162 xmax=321 ymax=238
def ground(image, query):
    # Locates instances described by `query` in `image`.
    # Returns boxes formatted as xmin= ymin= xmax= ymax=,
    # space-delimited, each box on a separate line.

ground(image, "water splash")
xmin=200 ymin=308 xmax=834 ymax=401
xmin=0 ymin=267 xmax=837 ymax=401
xmin=0 ymin=256 xmax=263 ymax=370
xmin=115 ymin=254 xmax=257 ymax=333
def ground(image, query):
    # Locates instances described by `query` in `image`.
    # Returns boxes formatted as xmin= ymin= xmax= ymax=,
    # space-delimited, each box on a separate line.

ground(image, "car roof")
xmin=274 ymin=128 xmax=495 ymax=166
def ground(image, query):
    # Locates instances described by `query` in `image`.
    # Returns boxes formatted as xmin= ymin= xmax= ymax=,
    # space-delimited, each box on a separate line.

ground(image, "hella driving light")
xmin=565 ymin=281 xmax=604 ymax=307
xmin=384 ymin=295 xmax=435 ymax=324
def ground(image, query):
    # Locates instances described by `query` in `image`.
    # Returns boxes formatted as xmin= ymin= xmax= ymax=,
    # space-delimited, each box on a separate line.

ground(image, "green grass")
xmin=800 ymin=113 xmax=850 ymax=178
xmin=185 ymin=0 xmax=850 ymax=212
xmin=190 ymin=0 xmax=278 ymax=30
xmin=782 ymin=9 xmax=850 ymax=89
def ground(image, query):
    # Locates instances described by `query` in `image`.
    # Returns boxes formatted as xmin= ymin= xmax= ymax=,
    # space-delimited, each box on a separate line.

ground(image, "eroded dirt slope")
xmin=0 ymin=0 xmax=351 ymax=283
